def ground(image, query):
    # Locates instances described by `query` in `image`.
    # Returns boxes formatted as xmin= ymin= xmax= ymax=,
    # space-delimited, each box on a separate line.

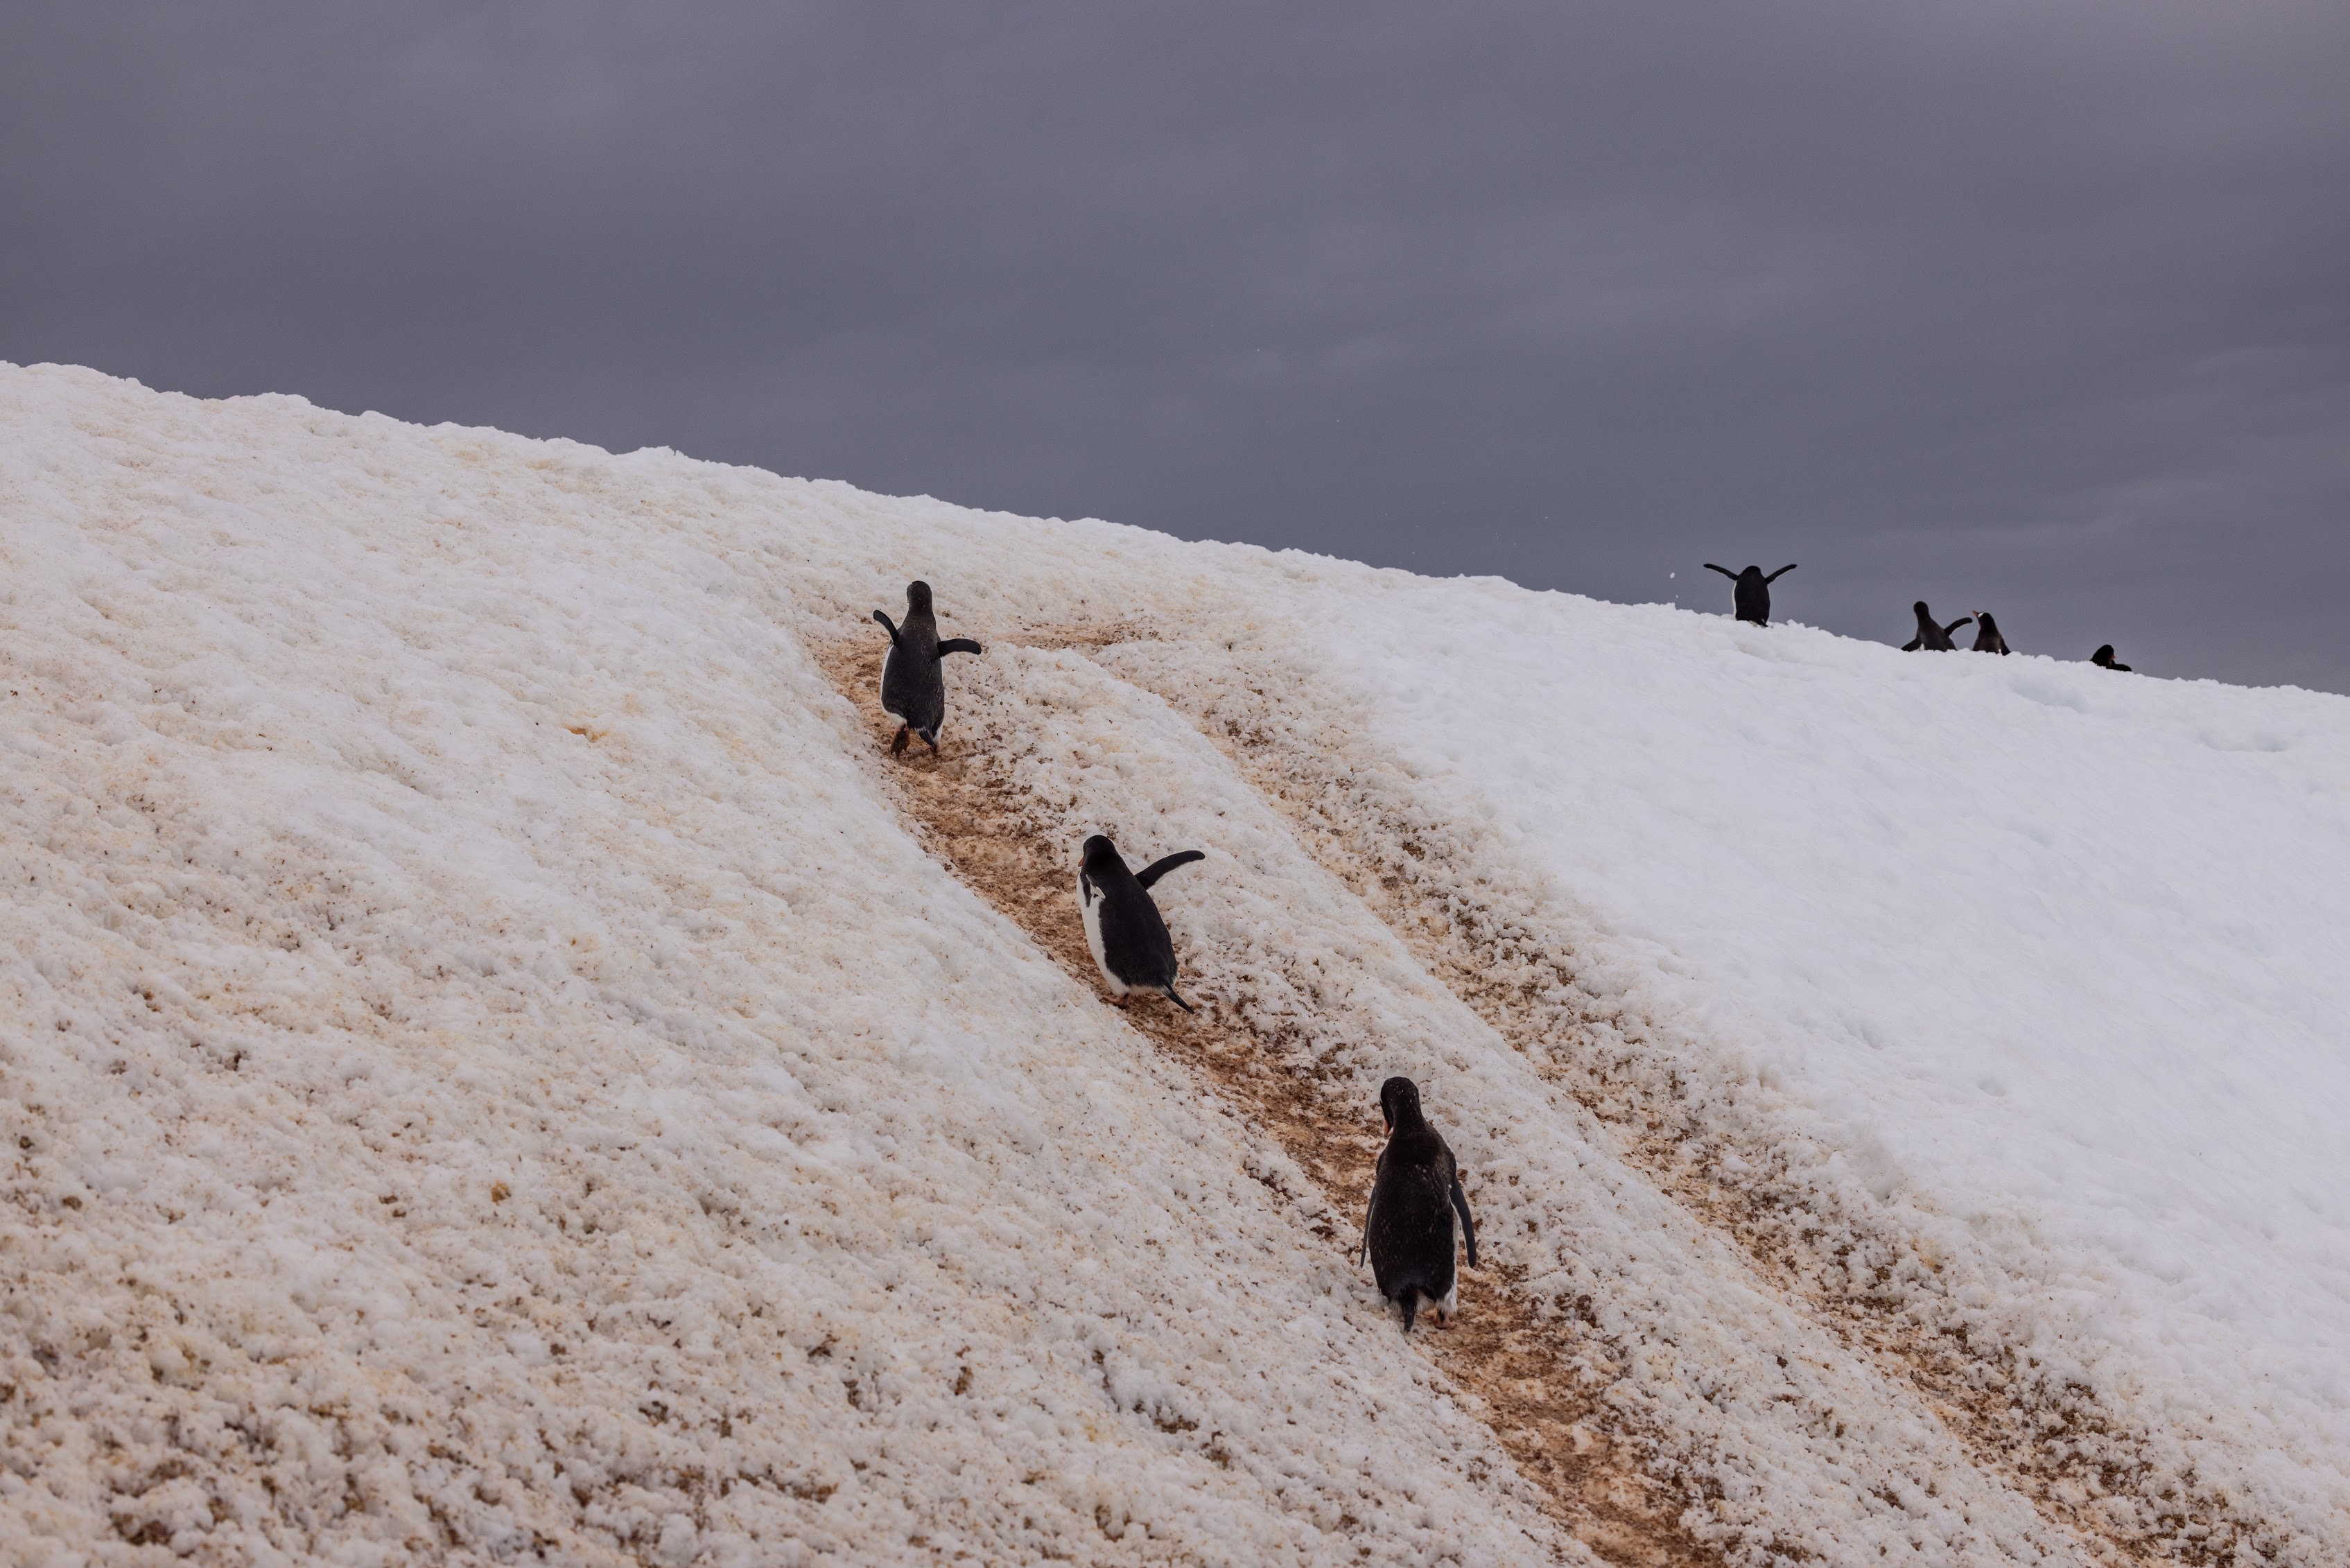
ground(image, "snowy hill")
xmin=3 ymin=362 xmax=2346 ymax=1567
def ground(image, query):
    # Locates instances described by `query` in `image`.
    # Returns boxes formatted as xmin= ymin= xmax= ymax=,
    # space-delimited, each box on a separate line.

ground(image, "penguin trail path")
xmin=819 ymin=631 xmax=2100 ymax=1568
xmin=819 ymin=638 xmax=1713 ymax=1568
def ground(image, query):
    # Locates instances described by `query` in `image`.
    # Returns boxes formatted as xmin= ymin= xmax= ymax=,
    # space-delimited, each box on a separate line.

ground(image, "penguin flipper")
xmin=1703 ymin=563 xmax=1738 ymax=580
xmin=1766 ymin=563 xmax=1798 ymax=582
xmin=934 ymin=637 xmax=984 ymax=659
xmin=1451 ymin=1177 xmax=1478 ymax=1270
xmin=1134 ymin=850 xmax=1206 ymax=890
xmin=1944 ymin=616 xmax=1975 ymax=635
xmin=1901 ymin=636 xmax=1922 ymax=652
xmin=872 ymin=609 xmax=901 ymax=646
xmin=1160 ymin=984 xmax=1196 ymax=1015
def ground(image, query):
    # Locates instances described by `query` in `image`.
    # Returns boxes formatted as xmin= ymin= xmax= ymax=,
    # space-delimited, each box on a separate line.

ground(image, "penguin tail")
xmin=889 ymin=724 xmax=909 ymax=755
xmin=1160 ymin=984 xmax=1195 ymax=1015
xmin=1399 ymin=1289 xmax=1420 ymax=1334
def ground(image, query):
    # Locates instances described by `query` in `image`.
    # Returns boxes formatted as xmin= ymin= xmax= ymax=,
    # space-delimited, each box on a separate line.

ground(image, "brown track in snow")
xmin=1085 ymin=636 xmax=2279 ymax=1568
xmin=817 ymin=638 xmax=1723 ymax=1568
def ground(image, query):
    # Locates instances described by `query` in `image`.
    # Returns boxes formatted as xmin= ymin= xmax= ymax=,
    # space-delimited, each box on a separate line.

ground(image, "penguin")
xmin=1901 ymin=602 xmax=1975 ymax=652
xmin=1971 ymin=612 xmax=2011 ymax=655
xmin=1076 ymin=835 xmax=1205 ymax=1012
xmin=1703 ymin=562 xmax=1798 ymax=626
xmin=1360 ymin=1077 xmax=1477 ymax=1333
xmin=2092 ymin=644 xmax=2133 ymax=672
xmin=871 ymin=581 xmax=984 ymax=754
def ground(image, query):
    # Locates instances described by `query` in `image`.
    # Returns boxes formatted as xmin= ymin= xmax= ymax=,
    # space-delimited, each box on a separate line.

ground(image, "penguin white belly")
xmin=1077 ymin=875 xmax=1131 ymax=995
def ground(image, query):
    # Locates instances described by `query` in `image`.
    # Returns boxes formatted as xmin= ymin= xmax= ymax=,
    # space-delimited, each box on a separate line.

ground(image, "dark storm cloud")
xmin=6 ymin=1 xmax=2347 ymax=689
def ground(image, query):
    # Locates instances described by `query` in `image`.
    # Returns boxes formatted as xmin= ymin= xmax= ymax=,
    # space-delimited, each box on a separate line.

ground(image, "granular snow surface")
xmin=3 ymin=363 xmax=2346 ymax=1566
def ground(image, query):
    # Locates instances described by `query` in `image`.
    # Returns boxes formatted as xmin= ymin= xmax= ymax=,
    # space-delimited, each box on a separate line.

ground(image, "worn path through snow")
xmin=819 ymin=629 xmax=2098 ymax=1568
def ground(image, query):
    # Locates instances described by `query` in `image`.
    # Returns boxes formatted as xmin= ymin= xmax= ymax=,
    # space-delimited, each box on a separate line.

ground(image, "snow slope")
xmin=5 ymin=362 xmax=2347 ymax=1565
xmin=0 ymin=369 xmax=1561 ymax=1565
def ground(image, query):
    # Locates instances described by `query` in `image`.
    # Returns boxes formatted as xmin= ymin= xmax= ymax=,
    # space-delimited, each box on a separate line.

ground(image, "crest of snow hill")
xmin=4 ymin=362 xmax=2348 ymax=1566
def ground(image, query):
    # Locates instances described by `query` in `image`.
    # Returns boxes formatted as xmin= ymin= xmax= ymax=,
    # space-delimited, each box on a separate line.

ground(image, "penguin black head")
xmin=1081 ymin=834 xmax=1120 ymax=871
xmin=1913 ymin=600 xmax=1931 ymax=618
xmin=905 ymin=580 xmax=934 ymax=614
xmin=1378 ymin=1076 xmax=1425 ymax=1133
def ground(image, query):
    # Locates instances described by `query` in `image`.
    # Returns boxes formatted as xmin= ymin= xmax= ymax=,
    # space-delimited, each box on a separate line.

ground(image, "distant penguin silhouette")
xmin=1077 ymin=835 xmax=1205 ymax=1012
xmin=1902 ymin=602 xmax=1975 ymax=652
xmin=871 ymin=581 xmax=983 ymax=753
xmin=1971 ymin=612 xmax=2011 ymax=655
xmin=1361 ymin=1077 xmax=1477 ymax=1333
xmin=1703 ymin=562 xmax=1798 ymax=625
xmin=2092 ymin=644 xmax=2133 ymax=672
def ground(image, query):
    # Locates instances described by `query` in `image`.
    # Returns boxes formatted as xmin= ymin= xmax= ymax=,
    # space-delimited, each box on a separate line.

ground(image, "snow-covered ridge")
xmin=0 ymin=367 xmax=1561 ymax=1565
xmin=3 ymin=363 xmax=2346 ymax=1565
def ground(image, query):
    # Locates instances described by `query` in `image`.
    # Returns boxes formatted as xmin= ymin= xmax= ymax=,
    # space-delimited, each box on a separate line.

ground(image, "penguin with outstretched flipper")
xmin=1076 ymin=835 xmax=1204 ymax=1013
xmin=1361 ymin=1077 xmax=1477 ymax=1333
xmin=1703 ymin=562 xmax=1797 ymax=626
xmin=1971 ymin=613 xmax=2011 ymax=655
xmin=871 ymin=581 xmax=983 ymax=753
xmin=1901 ymin=602 xmax=1974 ymax=652
xmin=2093 ymin=644 xmax=2133 ymax=672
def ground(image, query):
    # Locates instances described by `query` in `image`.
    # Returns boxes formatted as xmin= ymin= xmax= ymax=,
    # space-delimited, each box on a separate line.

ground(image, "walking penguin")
xmin=1902 ymin=602 xmax=1975 ymax=652
xmin=2092 ymin=644 xmax=2133 ymax=672
xmin=1971 ymin=612 xmax=2012 ymax=655
xmin=1703 ymin=562 xmax=1798 ymax=625
xmin=1077 ymin=835 xmax=1206 ymax=1012
xmin=1361 ymin=1077 xmax=1478 ymax=1333
xmin=871 ymin=581 xmax=984 ymax=753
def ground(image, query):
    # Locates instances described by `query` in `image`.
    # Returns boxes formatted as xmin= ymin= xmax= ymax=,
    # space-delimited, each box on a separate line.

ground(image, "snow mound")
xmin=0 ymin=367 xmax=1558 ymax=1565
xmin=4 ymin=362 xmax=2347 ymax=1565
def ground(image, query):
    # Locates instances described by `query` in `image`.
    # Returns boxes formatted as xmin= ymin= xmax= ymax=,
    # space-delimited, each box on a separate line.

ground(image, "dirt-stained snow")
xmin=3 ymin=363 xmax=2346 ymax=1566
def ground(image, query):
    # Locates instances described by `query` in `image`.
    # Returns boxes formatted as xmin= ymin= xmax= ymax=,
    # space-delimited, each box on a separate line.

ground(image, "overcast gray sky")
xmin=6 ymin=2 xmax=2346 ymax=690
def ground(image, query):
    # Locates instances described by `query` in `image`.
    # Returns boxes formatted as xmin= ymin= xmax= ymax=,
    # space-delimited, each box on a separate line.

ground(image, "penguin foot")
xmin=889 ymin=724 xmax=909 ymax=755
